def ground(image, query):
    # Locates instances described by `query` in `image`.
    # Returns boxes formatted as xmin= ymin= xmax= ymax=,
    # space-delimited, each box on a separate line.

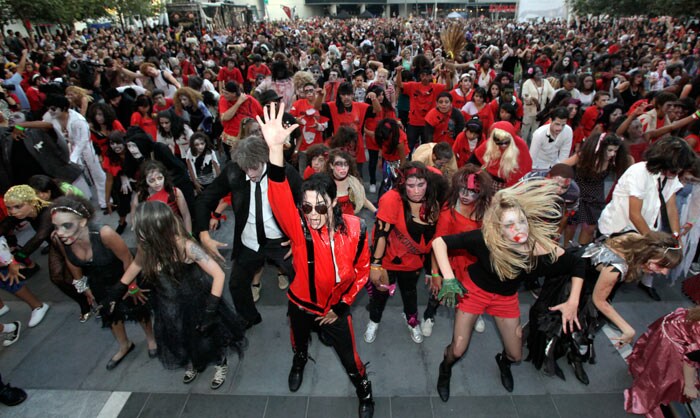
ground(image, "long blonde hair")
xmin=482 ymin=179 xmax=561 ymax=280
xmin=482 ymin=128 xmax=520 ymax=180
xmin=605 ymin=231 xmax=683 ymax=283
xmin=65 ymin=86 xmax=93 ymax=106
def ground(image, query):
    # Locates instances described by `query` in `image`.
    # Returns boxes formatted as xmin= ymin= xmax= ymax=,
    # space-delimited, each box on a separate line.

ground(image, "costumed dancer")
xmin=365 ymin=162 xmax=448 ymax=344
xmin=50 ymin=196 xmax=155 ymax=370
xmin=258 ymin=102 xmax=375 ymax=418
xmin=432 ymin=179 xmax=585 ymax=398
xmin=108 ymin=200 xmax=247 ymax=389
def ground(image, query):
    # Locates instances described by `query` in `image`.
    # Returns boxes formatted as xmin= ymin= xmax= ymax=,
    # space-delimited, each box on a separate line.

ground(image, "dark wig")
xmin=374 ymin=118 xmax=400 ymax=154
xmin=136 ymin=160 xmax=176 ymax=204
xmin=301 ymin=173 xmax=346 ymax=234
xmin=86 ymin=102 xmax=117 ymax=129
xmin=325 ymin=149 xmax=360 ymax=178
xmin=328 ymin=125 xmax=358 ymax=150
xmin=644 ymin=136 xmax=697 ymax=174
xmin=28 ymin=175 xmax=65 ymax=200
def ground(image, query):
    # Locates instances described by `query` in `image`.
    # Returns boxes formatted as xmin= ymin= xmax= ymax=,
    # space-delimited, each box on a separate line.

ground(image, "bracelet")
xmin=128 ymin=286 xmax=141 ymax=295
xmin=370 ymin=266 xmax=384 ymax=271
xmin=14 ymin=125 xmax=24 ymax=131
xmin=10 ymin=257 xmax=19 ymax=265
xmin=72 ymin=276 xmax=89 ymax=293
xmin=694 ymin=110 xmax=700 ymax=120
xmin=211 ymin=212 xmax=222 ymax=219
xmin=431 ymin=273 xmax=442 ymax=278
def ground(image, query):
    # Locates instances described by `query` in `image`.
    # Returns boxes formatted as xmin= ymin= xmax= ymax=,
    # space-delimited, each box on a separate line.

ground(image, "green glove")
xmin=437 ymin=277 xmax=467 ymax=308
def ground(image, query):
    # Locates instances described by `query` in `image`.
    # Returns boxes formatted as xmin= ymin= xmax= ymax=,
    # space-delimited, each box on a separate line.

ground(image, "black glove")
xmin=197 ymin=294 xmax=220 ymax=335
xmin=105 ymin=282 xmax=128 ymax=314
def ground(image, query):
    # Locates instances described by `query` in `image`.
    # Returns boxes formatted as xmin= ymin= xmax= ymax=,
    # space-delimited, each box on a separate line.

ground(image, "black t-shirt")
xmin=442 ymin=229 xmax=585 ymax=296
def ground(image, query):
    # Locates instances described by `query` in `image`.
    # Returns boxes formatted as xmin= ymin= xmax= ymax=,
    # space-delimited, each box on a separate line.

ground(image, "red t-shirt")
xmin=219 ymin=96 xmax=264 ymax=137
xmin=435 ymin=206 xmax=480 ymax=285
xmin=327 ymin=102 xmax=370 ymax=163
xmin=102 ymin=153 xmax=124 ymax=177
xmin=130 ymin=112 xmax=158 ymax=141
xmin=217 ymin=66 xmax=244 ymax=85
xmin=580 ymin=106 xmax=601 ymax=139
xmin=246 ymin=63 xmax=271 ymax=82
xmin=425 ymin=108 xmax=459 ymax=146
xmin=303 ymin=166 xmax=316 ymax=179
xmin=91 ymin=120 xmax=125 ymax=156
xmin=450 ymin=88 xmax=474 ymax=110
xmin=153 ymin=98 xmax=174 ymax=114
xmin=402 ymin=81 xmax=447 ymax=127
xmin=685 ymin=134 xmax=700 ymax=153
xmin=452 ymin=131 xmax=483 ymax=167
xmin=376 ymin=190 xmax=433 ymax=271
xmin=381 ymin=129 xmax=409 ymax=162
xmin=291 ymin=99 xmax=327 ymax=152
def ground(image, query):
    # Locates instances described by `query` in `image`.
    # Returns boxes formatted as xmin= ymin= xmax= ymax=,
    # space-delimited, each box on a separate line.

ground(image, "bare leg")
xmin=578 ymin=224 xmax=597 ymax=246
xmin=110 ymin=322 xmax=132 ymax=361
xmin=13 ymin=287 xmax=42 ymax=310
xmin=139 ymin=319 xmax=157 ymax=351
xmin=564 ymin=224 xmax=578 ymax=246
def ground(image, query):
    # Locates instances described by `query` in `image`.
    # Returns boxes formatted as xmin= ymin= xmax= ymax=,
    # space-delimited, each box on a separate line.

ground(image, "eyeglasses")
xmin=301 ymin=202 xmax=329 ymax=215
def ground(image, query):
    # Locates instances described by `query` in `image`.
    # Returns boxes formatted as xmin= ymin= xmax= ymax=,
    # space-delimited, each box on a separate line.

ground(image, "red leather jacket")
xmin=268 ymin=164 xmax=370 ymax=316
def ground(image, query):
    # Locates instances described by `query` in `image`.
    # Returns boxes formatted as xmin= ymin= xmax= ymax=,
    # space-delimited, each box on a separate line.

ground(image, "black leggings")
xmin=110 ymin=176 xmax=132 ymax=218
xmin=288 ymin=302 xmax=365 ymax=376
xmin=368 ymin=269 xmax=420 ymax=323
xmin=368 ymin=149 xmax=379 ymax=186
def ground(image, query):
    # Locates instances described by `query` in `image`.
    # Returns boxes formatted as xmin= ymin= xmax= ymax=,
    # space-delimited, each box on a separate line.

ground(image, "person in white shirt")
xmin=598 ymin=137 xmax=695 ymax=300
xmin=521 ymin=66 xmax=555 ymax=144
xmin=529 ymin=107 xmax=573 ymax=170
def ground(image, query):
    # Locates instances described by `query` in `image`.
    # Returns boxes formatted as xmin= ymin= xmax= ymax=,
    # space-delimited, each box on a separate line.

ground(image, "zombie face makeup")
xmin=51 ymin=211 xmax=85 ymax=246
xmin=245 ymin=163 xmax=265 ymax=183
xmin=193 ymin=139 xmax=206 ymax=155
xmin=459 ymin=188 xmax=479 ymax=206
xmin=405 ymin=177 xmax=427 ymax=203
xmin=110 ymin=140 xmax=125 ymax=154
xmin=642 ymin=259 xmax=670 ymax=275
xmin=159 ymin=117 xmax=171 ymax=133
xmin=146 ymin=169 xmax=165 ymax=193
xmin=500 ymin=208 xmax=529 ymax=245
xmin=331 ymin=157 xmax=350 ymax=180
xmin=127 ymin=142 xmax=143 ymax=159
xmin=179 ymin=95 xmax=191 ymax=108
xmin=311 ymin=155 xmax=326 ymax=173
xmin=302 ymin=190 xmax=332 ymax=230
xmin=605 ymin=145 xmax=619 ymax=161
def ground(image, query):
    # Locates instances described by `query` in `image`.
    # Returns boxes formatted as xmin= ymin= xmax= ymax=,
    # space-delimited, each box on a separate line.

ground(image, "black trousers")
xmin=288 ymin=301 xmax=366 ymax=376
xmin=406 ymin=124 xmax=425 ymax=153
xmin=368 ymin=269 xmax=420 ymax=323
xmin=368 ymin=149 xmax=379 ymax=186
xmin=229 ymin=239 xmax=294 ymax=322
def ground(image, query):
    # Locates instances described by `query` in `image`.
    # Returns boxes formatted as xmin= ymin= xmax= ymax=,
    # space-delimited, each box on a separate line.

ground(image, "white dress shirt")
xmin=529 ymin=123 xmax=573 ymax=169
xmin=241 ymin=164 xmax=284 ymax=252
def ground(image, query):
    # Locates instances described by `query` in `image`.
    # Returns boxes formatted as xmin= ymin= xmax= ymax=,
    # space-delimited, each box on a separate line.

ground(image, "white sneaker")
xmin=369 ymin=184 xmax=377 ymax=193
xmin=2 ymin=321 xmax=20 ymax=347
xmin=408 ymin=322 xmax=423 ymax=343
xmin=278 ymin=274 xmax=289 ymax=290
xmin=251 ymin=284 xmax=261 ymax=303
xmin=689 ymin=262 xmax=700 ymax=275
xmin=28 ymin=303 xmax=49 ymax=328
xmin=0 ymin=305 xmax=9 ymax=317
xmin=474 ymin=315 xmax=485 ymax=333
xmin=364 ymin=320 xmax=379 ymax=343
xmin=421 ymin=318 xmax=434 ymax=337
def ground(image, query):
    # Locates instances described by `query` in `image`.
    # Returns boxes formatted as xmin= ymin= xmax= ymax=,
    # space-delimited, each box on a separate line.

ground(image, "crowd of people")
xmin=0 ymin=14 xmax=699 ymax=416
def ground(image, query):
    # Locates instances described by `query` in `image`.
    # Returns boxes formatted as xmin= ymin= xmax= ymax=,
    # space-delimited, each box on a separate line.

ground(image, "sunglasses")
xmin=494 ymin=139 xmax=511 ymax=147
xmin=301 ymin=202 xmax=329 ymax=215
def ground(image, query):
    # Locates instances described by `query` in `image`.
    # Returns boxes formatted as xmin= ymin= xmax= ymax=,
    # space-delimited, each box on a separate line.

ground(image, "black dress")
xmin=63 ymin=224 xmax=151 ymax=327
xmin=147 ymin=261 xmax=247 ymax=371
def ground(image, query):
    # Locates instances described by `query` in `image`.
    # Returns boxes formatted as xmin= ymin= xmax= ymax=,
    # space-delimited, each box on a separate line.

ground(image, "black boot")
xmin=567 ymin=352 xmax=589 ymax=385
xmin=495 ymin=351 xmax=514 ymax=392
xmin=288 ymin=352 xmax=308 ymax=392
xmin=0 ymin=376 xmax=27 ymax=407
xmin=349 ymin=372 xmax=374 ymax=418
xmin=437 ymin=360 xmax=452 ymax=402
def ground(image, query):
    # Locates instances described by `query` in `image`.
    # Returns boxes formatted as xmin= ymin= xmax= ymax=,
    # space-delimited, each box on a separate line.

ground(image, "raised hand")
xmin=256 ymin=102 xmax=299 ymax=149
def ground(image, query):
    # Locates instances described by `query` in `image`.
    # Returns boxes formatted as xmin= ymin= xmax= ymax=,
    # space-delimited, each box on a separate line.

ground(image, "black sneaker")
xmin=116 ymin=222 xmax=127 ymax=235
xmin=0 ymin=381 xmax=27 ymax=406
xmin=21 ymin=264 xmax=40 ymax=279
xmin=638 ymin=283 xmax=661 ymax=301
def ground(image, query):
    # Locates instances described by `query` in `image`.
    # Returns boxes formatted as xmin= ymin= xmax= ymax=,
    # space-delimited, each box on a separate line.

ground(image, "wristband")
xmin=431 ymin=273 xmax=442 ymax=278
xmin=694 ymin=110 xmax=700 ymax=120
xmin=10 ymin=257 xmax=19 ymax=265
xmin=211 ymin=211 xmax=222 ymax=219
xmin=128 ymin=282 xmax=141 ymax=295
xmin=14 ymin=125 xmax=24 ymax=131
xmin=370 ymin=265 xmax=384 ymax=271
xmin=673 ymin=231 xmax=680 ymax=240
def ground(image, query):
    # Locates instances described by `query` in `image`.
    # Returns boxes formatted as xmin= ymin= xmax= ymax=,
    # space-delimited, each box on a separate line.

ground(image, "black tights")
xmin=368 ymin=150 xmax=379 ymax=186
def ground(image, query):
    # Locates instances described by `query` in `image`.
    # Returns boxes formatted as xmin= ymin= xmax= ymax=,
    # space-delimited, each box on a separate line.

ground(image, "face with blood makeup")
xmin=500 ymin=208 xmax=529 ymax=246
xmin=331 ymin=156 xmax=350 ymax=180
xmin=51 ymin=211 xmax=86 ymax=246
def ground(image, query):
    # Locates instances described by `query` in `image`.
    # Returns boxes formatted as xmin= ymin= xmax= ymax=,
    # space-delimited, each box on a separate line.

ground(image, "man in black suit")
xmin=195 ymin=136 xmax=302 ymax=328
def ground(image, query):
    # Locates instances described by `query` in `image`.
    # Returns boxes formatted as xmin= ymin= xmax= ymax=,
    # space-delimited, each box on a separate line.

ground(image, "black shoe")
xmin=637 ymin=283 xmax=661 ymax=301
xmin=116 ymin=222 xmax=127 ymax=235
xmin=244 ymin=314 xmax=262 ymax=330
xmin=106 ymin=343 xmax=135 ymax=370
xmin=437 ymin=360 xmax=452 ymax=402
xmin=22 ymin=264 xmax=40 ymax=279
xmin=495 ymin=352 xmax=514 ymax=392
xmin=350 ymin=373 xmax=374 ymax=418
xmin=288 ymin=352 xmax=308 ymax=392
xmin=0 ymin=381 xmax=27 ymax=406
xmin=554 ymin=362 xmax=566 ymax=381
xmin=568 ymin=353 xmax=590 ymax=385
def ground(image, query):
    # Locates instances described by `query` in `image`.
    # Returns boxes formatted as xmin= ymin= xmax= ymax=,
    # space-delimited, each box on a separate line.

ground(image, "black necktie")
xmin=547 ymin=134 xmax=555 ymax=143
xmin=255 ymin=180 xmax=267 ymax=246
xmin=655 ymin=177 xmax=670 ymax=231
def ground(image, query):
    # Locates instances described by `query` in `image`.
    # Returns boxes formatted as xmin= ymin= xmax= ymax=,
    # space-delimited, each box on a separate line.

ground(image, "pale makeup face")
xmin=245 ymin=164 xmax=265 ymax=183
xmin=459 ymin=188 xmax=478 ymax=206
xmin=500 ymin=208 xmax=529 ymax=245
xmin=606 ymin=145 xmax=619 ymax=161
xmin=311 ymin=155 xmax=326 ymax=173
xmin=146 ymin=170 xmax=165 ymax=193
xmin=405 ymin=177 xmax=427 ymax=202
xmin=376 ymin=72 xmax=387 ymax=84
xmin=51 ymin=211 xmax=86 ymax=246
xmin=642 ymin=259 xmax=670 ymax=275
xmin=127 ymin=143 xmax=143 ymax=159
xmin=628 ymin=120 xmax=643 ymax=138
xmin=610 ymin=108 xmax=623 ymax=123
xmin=159 ymin=117 xmax=171 ymax=132
xmin=331 ymin=157 xmax=349 ymax=180
xmin=179 ymin=95 xmax=191 ymax=108
xmin=193 ymin=139 xmax=206 ymax=154
xmin=460 ymin=77 xmax=472 ymax=91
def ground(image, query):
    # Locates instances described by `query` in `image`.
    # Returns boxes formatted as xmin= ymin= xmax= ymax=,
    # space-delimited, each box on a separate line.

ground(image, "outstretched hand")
xmin=256 ymin=102 xmax=299 ymax=150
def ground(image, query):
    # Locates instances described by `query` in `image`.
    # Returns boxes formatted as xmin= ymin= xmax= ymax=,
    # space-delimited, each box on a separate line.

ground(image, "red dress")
xmin=147 ymin=188 xmax=181 ymax=218
xmin=624 ymin=308 xmax=700 ymax=418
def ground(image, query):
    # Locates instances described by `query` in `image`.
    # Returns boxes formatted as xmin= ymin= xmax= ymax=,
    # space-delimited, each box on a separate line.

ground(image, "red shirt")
xmin=246 ymin=63 xmax=271 ymax=83
xmin=26 ymin=86 xmax=45 ymax=112
xmin=364 ymin=108 xmax=397 ymax=151
xmin=425 ymin=108 xmax=459 ymax=146
xmin=219 ymin=96 xmax=264 ymax=137
xmin=381 ymin=129 xmax=409 ymax=162
xmin=685 ymin=134 xmax=700 ymax=154
xmin=102 ymin=153 xmax=125 ymax=177
xmin=402 ymin=81 xmax=447 ymax=126
xmin=488 ymin=97 xmax=524 ymax=132
xmin=130 ymin=112 xmax=158 ymax=141
xmin=291 ymin=99 xmax=328 ymax=152
xmin=217 ymin=66 xmax=244 ymax=85
xmin=452 ymin=131 xmax=483 ymax=167
xmin=327 ymin=102 xmax=370 ymax=163
xmin=450 ymin=88 xmax=474 ymax=110
xmin=153 ymin=98 xmax=174 ymax=114
xmin=377 ymin=190 xmax=434 ymax=271
xmin=580 ymin=106 xmax=601 ymax=139
xmin=435 ymin=206 xmax=480 ymax=285
xmin=91 ymin=120 xmax=125 ymax=156
xmin=303 ymin=166 xmax=316 ymax=179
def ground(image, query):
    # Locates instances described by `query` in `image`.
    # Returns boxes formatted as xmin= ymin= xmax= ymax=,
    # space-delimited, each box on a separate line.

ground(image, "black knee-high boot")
xmin=437 ymin=344 xmax=459 ymax=402
xmin=349 ymin=372 xmax=374 ymax=418
xmin=288 ymin=351 xmax=308 ymax=392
